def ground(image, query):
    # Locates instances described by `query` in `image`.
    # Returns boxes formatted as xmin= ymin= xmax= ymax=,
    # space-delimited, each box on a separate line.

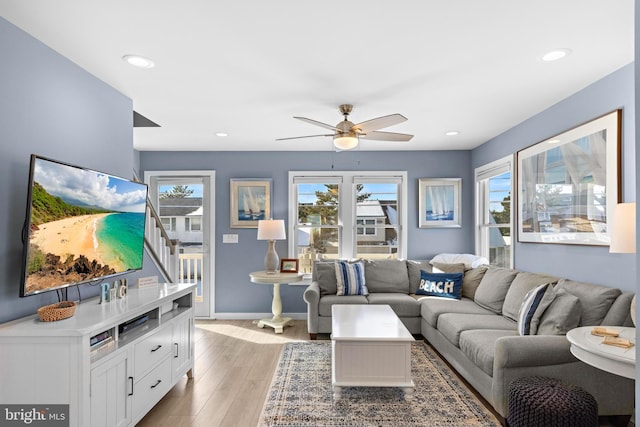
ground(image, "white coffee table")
xmin=331 ymin=304 xmax=415 ymax=400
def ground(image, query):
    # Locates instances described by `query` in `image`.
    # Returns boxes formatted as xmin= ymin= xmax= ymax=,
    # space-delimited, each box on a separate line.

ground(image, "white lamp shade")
xmin=257 ymin=219 xmax=286 ymax=240
xmin=609 ymin=202 xmax=636 ymax=253
xmin=333 ymin=135 xmax=359 ymax=150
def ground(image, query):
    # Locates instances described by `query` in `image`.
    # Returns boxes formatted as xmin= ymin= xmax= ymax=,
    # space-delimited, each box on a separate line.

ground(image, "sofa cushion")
xmin=364 ymin=259 xmax=410 ymax=293
xmin=517 ymin=283 xmax=555 ymax=335
xmin=462 ymin=265 xmax=489 ymax=299
xmin=335 ymin=261 xmax=368 ymax=296
xmin=407 ymin=260 xmax=432 ymax=294
xmin=313 ymin=261 xmax=338 ymax=296
xmin=430 ymin=253 xmax=490 ymax=269
xmin=319 ymin=295 xmax=369 ymax=316
xmin=536 ymin=288 xmax=582 ymax=335
xmin=420 ymin=297 xmax=495 ymax=327
xmin=473 ymin=267 xmax=518 ymax=314
xmin=556 ymin=279 xmax=621 ymax=326
xmin=417 ymin=271 xmax=463 ymax=300
xmin=459 ymin=329 xmax=519 ymax=376
xmin=503 ymin=271 xmax=559 ymax=321
xmin=366 ymin=293 xmax=421 ymax=317
xmin=437 ymin=313 xmax=517 ymax=347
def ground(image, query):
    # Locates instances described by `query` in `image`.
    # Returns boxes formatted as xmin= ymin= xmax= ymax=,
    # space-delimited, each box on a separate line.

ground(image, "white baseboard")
xmin=199 ymin=312 xmax=307 ymax=320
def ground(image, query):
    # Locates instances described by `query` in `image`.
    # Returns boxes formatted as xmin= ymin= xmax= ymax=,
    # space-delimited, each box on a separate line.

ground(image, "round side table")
xmin=249 ymin=271 xmax=304 ymax=333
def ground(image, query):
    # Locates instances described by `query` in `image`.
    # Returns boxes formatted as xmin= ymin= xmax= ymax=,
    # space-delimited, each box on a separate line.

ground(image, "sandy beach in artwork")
xmin=30 ymin=213 xmax=112 ymax=266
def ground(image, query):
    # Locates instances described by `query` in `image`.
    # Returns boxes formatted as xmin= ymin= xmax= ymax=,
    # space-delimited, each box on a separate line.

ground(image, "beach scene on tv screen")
xmin=25 ymin=158 xmax=147 ymax=295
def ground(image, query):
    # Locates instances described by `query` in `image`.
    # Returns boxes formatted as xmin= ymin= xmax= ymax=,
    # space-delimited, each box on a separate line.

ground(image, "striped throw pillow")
xmin=517 ymin=283 xmax=552 ymax=335
xmin=335 ymin=261 xmax=368 ymax=296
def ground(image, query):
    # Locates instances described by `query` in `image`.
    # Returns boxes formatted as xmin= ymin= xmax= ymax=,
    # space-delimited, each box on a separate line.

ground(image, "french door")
xmin=145 ymin=171 xmax=215 ymax=318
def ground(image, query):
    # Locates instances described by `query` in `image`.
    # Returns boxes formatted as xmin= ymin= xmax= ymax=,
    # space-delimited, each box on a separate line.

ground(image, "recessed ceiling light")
xmin=122 ymin=55 xmax=155 ymax=69
xmin=540 ymin=49 xmax=572 ymax=62
xmin=547 ymin=139 xmax=561 ymax=144
xmin=445 ymin=131 xmax=460 ymax=136
xmin=215 ymin=132 xmax=228 ymax=137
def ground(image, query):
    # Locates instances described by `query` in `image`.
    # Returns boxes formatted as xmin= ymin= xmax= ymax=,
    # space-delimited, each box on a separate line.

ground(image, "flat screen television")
xmin=20 ymin=155 xmax=148 ymax=297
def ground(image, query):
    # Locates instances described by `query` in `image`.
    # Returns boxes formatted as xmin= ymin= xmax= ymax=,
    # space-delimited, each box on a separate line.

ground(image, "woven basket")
xmin=37 ymin=301 xmax=77 ymax=322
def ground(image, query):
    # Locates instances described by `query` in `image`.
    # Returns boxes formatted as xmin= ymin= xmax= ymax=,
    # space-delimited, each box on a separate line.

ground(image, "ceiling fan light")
xmin=333 ymin=135 xmax=359 ymax=150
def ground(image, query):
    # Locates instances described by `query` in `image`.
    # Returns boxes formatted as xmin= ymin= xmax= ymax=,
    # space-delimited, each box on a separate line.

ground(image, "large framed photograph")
xmin=418 ymin=178 xmax=461 ymax=228
xmin=230 ymin=179 xmax=272 ymax=228
xmin=517 ymin=110 xmax=621 ymax=246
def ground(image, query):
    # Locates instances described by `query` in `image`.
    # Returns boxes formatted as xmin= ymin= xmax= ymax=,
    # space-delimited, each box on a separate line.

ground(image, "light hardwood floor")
xmin=138 ymin=319 xmax=630 ymax=427
xmin=137 ymin=319 xmax=310 ymax=427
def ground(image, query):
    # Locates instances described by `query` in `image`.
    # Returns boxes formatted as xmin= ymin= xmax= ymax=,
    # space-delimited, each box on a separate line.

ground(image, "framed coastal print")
xmin=280 ymin=258 xmax=299 ymax=273
xmin=230 ymin=179 xmax=272 ymax=228
xmin=418 ymin=178 xmax=461 ymax=228
xmin=517 ymin=110 xmax=621 ymax=246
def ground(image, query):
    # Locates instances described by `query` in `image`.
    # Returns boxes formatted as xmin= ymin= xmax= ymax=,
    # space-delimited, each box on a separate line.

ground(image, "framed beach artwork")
xmin=418 ymin=178 xmax=461 ymax=228
xmin=517 ymin=110 xmax=621 ymax=246
xmin=230 ymin=179 xmax=272 ymax=228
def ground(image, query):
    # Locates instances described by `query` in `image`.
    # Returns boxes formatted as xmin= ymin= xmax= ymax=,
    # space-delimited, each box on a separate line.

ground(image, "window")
xmin=185 ymin=217 xmax=202 ymax=232
xmin=475 ymin=156 xmax=513 ymax=268
xmin=161 ymin=217 xmax=177 ymax=232
xmin=289 ymin=172 xmax=407 ymax=274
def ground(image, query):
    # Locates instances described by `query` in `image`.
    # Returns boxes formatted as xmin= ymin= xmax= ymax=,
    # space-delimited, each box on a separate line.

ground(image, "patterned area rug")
xmin=258 ymin=341 xmax=501 ymax=427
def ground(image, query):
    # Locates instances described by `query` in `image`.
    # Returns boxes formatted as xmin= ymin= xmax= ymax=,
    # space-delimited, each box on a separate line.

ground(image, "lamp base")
xmin=264 ymin=240 xmax=280 ymax=274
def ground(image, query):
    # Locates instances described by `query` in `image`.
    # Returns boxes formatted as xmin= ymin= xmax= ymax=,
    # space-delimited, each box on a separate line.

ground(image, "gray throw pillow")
xmin=462 ymin=265 xmax=489 ymax=300
xmin=502 ymin=271 xmax=559 ymax=321
xmin=555 ymin=279 xmax=621 ymax=326
xmin=430 ymin=262 xmax=466 ymax=273
xmin=364 ymin=259 xmax=410 ymax=293
xmin=407 ymin=260 xmax=432 ymax=294
xmin=536 ymin=288 xmax=582 ymax=335
xmin=312 ymin=261 xmax=338 ymax=296
xmin=473 ymin=267 xmax=518 ymax=314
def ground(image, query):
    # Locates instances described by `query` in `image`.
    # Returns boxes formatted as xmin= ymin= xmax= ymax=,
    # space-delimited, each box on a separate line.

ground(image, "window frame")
xmin=475 ymin=155 xmax=514 ymax=268
xmin=288 ymin=171 xmax=407 ymax=270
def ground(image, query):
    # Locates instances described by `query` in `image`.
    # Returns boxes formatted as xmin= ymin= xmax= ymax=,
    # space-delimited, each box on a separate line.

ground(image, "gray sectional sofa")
xmin=303 ymin=258 xmax=635 ymax=420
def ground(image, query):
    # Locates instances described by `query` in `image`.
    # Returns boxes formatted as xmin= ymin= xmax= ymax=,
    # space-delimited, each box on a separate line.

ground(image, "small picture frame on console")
xmin=280 ymin=258 xmax=299 ymax=273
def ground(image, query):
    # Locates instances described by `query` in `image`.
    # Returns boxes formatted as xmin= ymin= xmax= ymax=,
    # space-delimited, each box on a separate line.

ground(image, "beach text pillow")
xmin=416 ymin=271 xmax=463 ymax=300
xmin=335 ymin=261 xmax=368 ymax=296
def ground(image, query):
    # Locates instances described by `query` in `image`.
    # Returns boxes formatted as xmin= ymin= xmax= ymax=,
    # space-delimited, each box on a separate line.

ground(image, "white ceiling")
xmin=0 ymin=1 xmax=634 ymax=152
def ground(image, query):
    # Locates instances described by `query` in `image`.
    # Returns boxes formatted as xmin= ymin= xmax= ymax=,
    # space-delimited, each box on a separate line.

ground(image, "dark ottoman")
xmin=507 ymin=376 xmax=598 ymax=427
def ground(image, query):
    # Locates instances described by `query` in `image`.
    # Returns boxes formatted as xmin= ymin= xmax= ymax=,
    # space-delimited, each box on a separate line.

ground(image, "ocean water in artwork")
xmin=238 ymin=210 xmax=265 ymax=221
xmin=96 ymin=212 xmax=146 ymax=271
xmin=425 ymin=185 xmax=455 ymax=221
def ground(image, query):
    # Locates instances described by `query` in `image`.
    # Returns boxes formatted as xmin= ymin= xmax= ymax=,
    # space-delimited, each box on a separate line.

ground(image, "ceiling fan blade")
xmin=360 ymin=130 xmax=414 ymax=142
xmin=353 ymin=113 xmax=407 ymax=133
xmin=294 ymin=117 xmax=339 ymax=131
xmin=276 ymin=134 xmax=334 ymax=141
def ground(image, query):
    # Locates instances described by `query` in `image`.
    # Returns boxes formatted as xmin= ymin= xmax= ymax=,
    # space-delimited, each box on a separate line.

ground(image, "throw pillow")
xmin=517 ymin=283 xmax=555 ymax=335
xmin=502 ymin=271 xmax=559 ymax=322
xmin=461 ymin=265 xmax=489 ymax=299
xmin=416 ymin=271 xmax=464 ymax=300
xmin=473 ymin=267 xmax=518 ymax=314
xmin=555 ymin=279 xmax=621 ymax=326
xmin=536 ymin=288 xmax=582 ymax=335
xmin=407 ymin=260 xmax=432 ymax=294
xmin=363 ymin=259 xmax=410 ymax=293
xmin=312 ymin=261 xmax=338 ymax=296
xmin=335 ymin=261 xmax=368 ymax=296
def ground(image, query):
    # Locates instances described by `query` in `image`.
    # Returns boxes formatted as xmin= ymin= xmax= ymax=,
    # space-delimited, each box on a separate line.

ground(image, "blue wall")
xmin=472 ymin=64 xmax=636 ymax=291
xmin=139 ymin=150 xmax=474 ymax=315
xmin=0 ymin=18 xmax=159 ymax=323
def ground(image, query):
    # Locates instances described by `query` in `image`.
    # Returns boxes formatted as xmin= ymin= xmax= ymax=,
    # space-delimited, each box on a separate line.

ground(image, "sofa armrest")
xmin=303 ymin=281 xmax=321 ymax=334
xmin=494 ymin=335 xmax=574 ymax=369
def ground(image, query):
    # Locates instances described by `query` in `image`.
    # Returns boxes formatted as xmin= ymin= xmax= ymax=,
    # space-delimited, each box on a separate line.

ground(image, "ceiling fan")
xmin=277 ymin=104 xmax=414 ymax=150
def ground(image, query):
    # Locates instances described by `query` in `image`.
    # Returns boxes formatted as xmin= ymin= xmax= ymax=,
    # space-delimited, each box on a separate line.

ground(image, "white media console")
xmin=0 ymin=283 xmax=195 ymax=427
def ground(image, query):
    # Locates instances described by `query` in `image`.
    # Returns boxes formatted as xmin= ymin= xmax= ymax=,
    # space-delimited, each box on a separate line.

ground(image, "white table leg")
xmin=333 ymin=386 xmax=342 ymax=400
xmin=403 ymin=386 xmax=414 ymax=401
xmin=271 ymin=282 xmax=283 ymax=321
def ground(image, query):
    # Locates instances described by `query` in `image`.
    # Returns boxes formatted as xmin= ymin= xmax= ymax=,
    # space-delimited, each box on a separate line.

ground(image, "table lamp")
xmin=257 ymin=219 xmax=286 ymax=274
xmin=609 ymin=202 xmax=636 ymax=325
